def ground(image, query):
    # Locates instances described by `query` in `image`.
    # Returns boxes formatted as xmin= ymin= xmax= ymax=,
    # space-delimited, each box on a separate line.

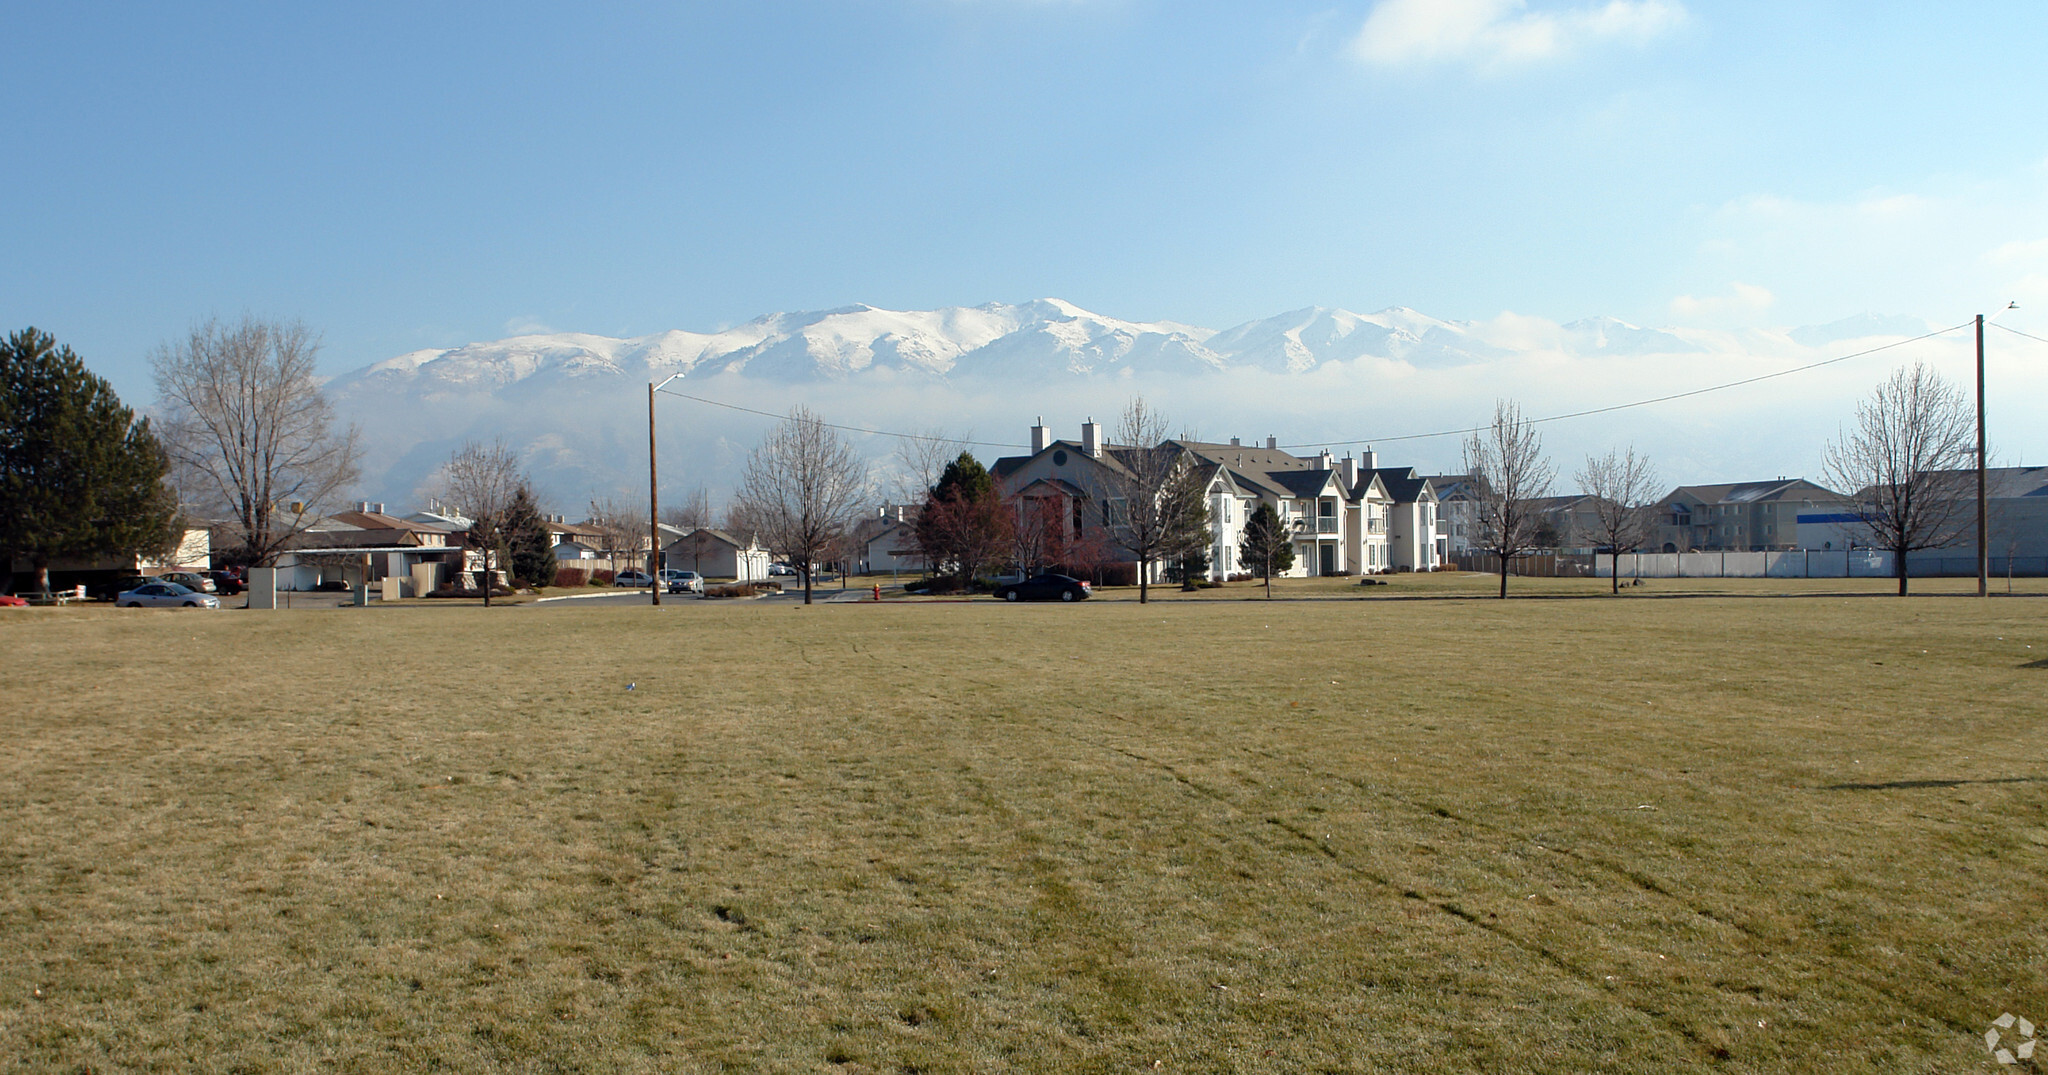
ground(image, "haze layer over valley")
xmin=325 ymin=299 xmax=1979 ymax=510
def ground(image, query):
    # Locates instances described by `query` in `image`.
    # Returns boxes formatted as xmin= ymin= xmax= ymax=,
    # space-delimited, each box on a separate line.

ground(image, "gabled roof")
xmin=663 ymin=527 xmax=757 ymax=550
xmin=1012 ymin=476 xmax=1090 ymax=499
xmin=1522 ymin=494 xmax=1602 ymax=514
xmin=1661 ymin=478 xmax=1844 ymax=508
xmin=1368 ymin=467 xmax=1434 ymax=504
xmin=406 ymin=509 xmax=472 ymax=529
xmin=991 ymin=440 xmax=1138 ymax=485
xmin=1909 ymin=465 xmax=2048 ymax=499
xmin=1270 ymin=469 xmax=1339 ymax=499
xmin=333 ymin=509 xmax=450 ymax=533
xmin=1174 ymin=439 xmax=1317 ymax=474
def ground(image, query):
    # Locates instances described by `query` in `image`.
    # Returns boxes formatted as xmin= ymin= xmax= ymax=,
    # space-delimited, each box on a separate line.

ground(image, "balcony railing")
xmin=1367 ymin=519 xmax=1386 ymax=534
xmin=1317 ymin=517 xmax=1339 ymax=534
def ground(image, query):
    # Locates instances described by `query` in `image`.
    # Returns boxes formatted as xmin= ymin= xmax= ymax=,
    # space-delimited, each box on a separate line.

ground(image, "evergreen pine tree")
xmin=1238 ymin=501 xmax=1295 ymax=599
xmin=503 ymin=485 xmax=555 ymax=588
xmin=1 ymin=328 xmax=181 ymax=594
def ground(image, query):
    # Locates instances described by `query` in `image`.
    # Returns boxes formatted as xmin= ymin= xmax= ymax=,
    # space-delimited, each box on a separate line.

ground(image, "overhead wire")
xmin=1989 ymin=322 xmax=2048 ymax=348
xmin=1280 ymin=320 xmax=1972 ymax=448
xmin=655 ymin=320 xmax=1974 ymax=454
xmin=654 ymin=386 xmax=1028 ymax=448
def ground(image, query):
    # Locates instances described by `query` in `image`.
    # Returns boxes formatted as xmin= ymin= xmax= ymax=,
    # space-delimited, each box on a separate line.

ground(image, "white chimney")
xmin=1316 ymin=450 xmax=1333 ymax=471
xmin=1338 ymin=454 xmax=1358 ymax=489
xmin=1362 ymin=448 xmax=1378 ymax=472
xmin=1031 ymin=417 xmax=1051 ymax=453
xmin=1082 ymin=419 xmax=1103 ymax=458
xmin=1266 ymin=435 xmax=1277 ymax=449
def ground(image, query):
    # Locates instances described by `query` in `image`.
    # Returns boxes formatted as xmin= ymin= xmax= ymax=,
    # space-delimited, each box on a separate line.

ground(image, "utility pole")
xmin=649 ymin=381 xmax=662 ymax=606
xmin=1977 ymin=313 xmax=1987 ymax=598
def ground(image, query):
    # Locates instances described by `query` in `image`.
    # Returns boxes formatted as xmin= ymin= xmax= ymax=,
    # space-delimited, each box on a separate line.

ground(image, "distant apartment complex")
xmin=991 ymin=420 xmax=1439 ymax=581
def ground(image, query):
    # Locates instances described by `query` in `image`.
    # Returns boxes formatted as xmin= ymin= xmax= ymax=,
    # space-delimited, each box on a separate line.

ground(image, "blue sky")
xmin=6 ymin=1 xmax=2048 ymax=403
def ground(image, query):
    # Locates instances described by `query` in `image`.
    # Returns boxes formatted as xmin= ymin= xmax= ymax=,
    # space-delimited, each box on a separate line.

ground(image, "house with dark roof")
xmin=1832 ymin=466 xmax=2048 ymax=567
xmin=990 ymin=420 xmax=1439 ymax=580
xmin=1649 ymin=479 xmax=1852 ymax=552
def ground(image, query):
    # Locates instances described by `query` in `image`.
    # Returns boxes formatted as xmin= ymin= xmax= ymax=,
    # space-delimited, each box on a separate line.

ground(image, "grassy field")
xmin=2 ymin=588 xmax=2044 ymax=1072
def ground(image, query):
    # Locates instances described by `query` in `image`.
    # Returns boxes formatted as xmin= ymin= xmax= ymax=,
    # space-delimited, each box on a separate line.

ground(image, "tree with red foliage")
xmin=916 ymin=452 xmax=1011 ymax=587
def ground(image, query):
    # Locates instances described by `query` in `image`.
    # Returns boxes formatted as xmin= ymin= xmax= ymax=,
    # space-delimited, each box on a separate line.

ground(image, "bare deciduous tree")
xmin=660 ymin=487 xmax=715 ymax=530
xmin=586 ymin=497 xmax=648 ymax=571
xmin=1821 ymin=361 xmax=1975 ymax=596
xmin=890 ymin=428 xmax=969 ymax=510
xmin=1090 ymin=398 xmax=1209 ymax=604
xmin=1576 ymin=445 xmax=1661 ymax=595
xmin=661 ymin=487 xmax=719 ymax=573
xmin=730 ymin=407 xmax=869 ymax=605
xmin=436 ymin=441 xmax=525 ymax=606
xmin=1463 ymin=399 xmax=1555 ymax=598
xmin=152 ymin=316 xmax=360 ymax=566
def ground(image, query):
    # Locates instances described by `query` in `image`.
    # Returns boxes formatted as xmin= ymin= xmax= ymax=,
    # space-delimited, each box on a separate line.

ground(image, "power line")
xmin=654 ymin=386 xmax=1027 ymax=448
xmin=1280 ymin=321 xmax=1973 ymax=449
xmin=655 ymin=320 xmax=1972 ymax=456
xmin=1989 ymin=322 xmax=2048 ymax=348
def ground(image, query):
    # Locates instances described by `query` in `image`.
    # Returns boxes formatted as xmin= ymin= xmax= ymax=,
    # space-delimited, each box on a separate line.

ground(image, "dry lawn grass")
xmin=2 ymin=591 xmax=2044 ymax=1072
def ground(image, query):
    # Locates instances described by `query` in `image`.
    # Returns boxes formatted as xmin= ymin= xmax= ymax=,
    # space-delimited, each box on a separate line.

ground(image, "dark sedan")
xmin=992 ymin=573 xmax=1092 ymax=602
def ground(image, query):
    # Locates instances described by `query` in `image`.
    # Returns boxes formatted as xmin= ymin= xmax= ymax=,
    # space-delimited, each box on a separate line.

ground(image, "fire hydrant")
xmin=872 ymin=584 xmax=882 ymax=602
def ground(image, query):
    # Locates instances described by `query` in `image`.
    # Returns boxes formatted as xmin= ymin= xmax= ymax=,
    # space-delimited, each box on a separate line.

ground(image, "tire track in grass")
xmin=1071 ymin=713 xmax=1983 ymax=1048
xmin=1223 ymin=743 xmax=1987 ymax=1040
xmin=1055 ymin=729 xmax=1737 ymax=1065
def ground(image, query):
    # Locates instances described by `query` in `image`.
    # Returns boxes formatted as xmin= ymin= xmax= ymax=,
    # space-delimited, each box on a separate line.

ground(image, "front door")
xmin=1319 ymin=544 xmax=1335 ymax=576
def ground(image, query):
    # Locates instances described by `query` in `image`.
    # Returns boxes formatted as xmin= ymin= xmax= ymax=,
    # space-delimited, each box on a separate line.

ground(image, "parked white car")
xmin=614 ymin=570 xmax=653 ymax=587
xmin=666 ymin=570 xmax=705 ymax=594
xmin=116 ymin=582 xmax=220 ymax=608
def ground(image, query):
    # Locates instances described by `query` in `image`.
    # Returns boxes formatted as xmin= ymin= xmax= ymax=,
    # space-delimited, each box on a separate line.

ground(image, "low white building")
xmin=663 ymin=528 xmax=772 ymax=581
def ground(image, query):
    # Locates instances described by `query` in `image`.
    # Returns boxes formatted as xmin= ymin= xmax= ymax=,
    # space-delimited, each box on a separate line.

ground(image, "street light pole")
xmin=649 ymin=381 xmax=661 ymax=606
xmin=648 ymin=372 xmax=686 ymax=606
xmin=1977 ymin=313 xmax=1987 ymax=598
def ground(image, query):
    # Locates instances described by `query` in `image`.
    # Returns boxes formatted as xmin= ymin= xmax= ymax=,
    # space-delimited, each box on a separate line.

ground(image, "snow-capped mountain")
xmin=324 ymin=299 xmax=1941 ymax=509
xmin=329 ymin=299 xmax=1230 ymax=399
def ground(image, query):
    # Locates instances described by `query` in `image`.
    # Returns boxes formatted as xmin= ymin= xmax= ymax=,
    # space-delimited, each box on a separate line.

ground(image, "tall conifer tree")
xmin=1 ymin=328 xmax=181 ymax=594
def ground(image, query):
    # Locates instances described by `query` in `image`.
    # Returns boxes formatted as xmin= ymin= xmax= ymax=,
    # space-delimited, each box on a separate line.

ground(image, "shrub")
xmin=591 ymin=569 xmax=615 ymax=585
xmin=426 ymin=583 xmax=516 ymax=598
xmin=553 ymin=566 xmax=591 ymax=588
xmin=1092 ymin=563 xmax=1137 ymax=588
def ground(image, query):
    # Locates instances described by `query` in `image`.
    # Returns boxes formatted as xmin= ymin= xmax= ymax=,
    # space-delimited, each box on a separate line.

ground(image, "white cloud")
xmin=1350 ymin=0 xmax=1686 ymax=68
xmin=1988 ymin=236 xmax=2048 ymax=267
xmin=1670 ymin=281 xmax=1775 ymax=323
xmin=1683 ymin=174 xmax=2048 ymax=324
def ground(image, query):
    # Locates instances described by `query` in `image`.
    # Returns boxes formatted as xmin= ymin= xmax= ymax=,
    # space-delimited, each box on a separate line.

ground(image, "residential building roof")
xmin=333 ymin=509 xmax=450 ymax=533
xmin=1369 ymin=467 xmax=1436 ymax=504
xmin=1662 ymin=478 xmax=1844 ymax=507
